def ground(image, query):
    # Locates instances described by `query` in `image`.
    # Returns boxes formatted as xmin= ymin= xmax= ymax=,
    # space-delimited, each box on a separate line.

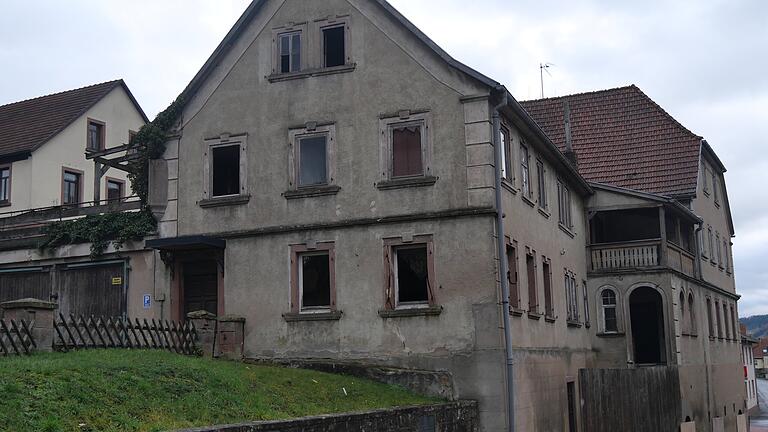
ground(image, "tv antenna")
xmin=539 ymin=62 xmax=555 ymax=98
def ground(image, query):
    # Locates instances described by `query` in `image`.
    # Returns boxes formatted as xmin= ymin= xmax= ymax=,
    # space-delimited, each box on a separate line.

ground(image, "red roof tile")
xmin=0 ymin=80 xmax=132 ymax=158
xmin=520 ymin=85 xmax=702 ymax=197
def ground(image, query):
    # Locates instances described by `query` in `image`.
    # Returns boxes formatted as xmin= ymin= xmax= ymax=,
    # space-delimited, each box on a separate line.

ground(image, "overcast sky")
xmin=1 ymin=1 xmax=766 ymax=315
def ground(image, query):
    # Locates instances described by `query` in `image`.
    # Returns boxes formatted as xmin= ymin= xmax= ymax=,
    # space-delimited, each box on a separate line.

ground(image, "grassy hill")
xmin=0 ymin=350 xmax=437 ymax=432
xmin=741 ymin=314 xmax=768 ymax=339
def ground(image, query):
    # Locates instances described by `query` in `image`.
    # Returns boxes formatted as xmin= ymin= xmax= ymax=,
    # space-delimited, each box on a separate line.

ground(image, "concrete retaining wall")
xmin=176 ymin=401 xmax=478 ymax=432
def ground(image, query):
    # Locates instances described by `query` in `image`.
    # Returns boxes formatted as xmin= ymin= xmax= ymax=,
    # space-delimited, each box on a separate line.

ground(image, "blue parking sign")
xmin=143 ymin=295 xmax=151 ymax=309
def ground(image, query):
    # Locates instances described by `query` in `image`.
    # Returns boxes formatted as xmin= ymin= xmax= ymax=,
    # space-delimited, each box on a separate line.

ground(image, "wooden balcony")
xmin=590 ymin=239 xmax=661 ymax=272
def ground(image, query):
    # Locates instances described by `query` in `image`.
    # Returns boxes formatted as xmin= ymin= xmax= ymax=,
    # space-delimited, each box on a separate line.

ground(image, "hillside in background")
xmin=741 ymin=315 xmax=768 ymax=339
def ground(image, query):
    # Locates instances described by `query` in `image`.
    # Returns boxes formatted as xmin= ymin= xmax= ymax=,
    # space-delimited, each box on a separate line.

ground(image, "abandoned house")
xmin=0 ymin=80 xmax=155 ymax=319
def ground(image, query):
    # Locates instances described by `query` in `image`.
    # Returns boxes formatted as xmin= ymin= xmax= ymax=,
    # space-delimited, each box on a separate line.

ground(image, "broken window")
xmin=0 ymin=166 xmax=10 ymax=204
xmin=394 ymin=245 xmax=429 ymax=306
xmin=298 ymin=135 xmax=328 ymax=186
xmin=507 ymin=243 xmax=520 ymax=309
xmin=299 ymin=252 xmax=331 ymax=310
xmin=543 ymin=259 xmax=553 ymax=317
xmin=536 ymin=160 xmax=547 ymax=209
xmin=87 ymin=119 xmax=104 ymax=151
xmin=601 ymin=289 xmax=618 ymax=333
xmin=323 ymin=25 xmax=345 ymax=67
xmin=279 ymin=32 xmax=301 ymax=73
xmin=392 ymin=125 xmax=423 ymax=178
xmin=62 ymin=169 xmax=81 ymax=205
xmin=211 ymin=145 xmax=240 ymax=197
xmin=526 ymin=251 xmax=537 ymax=313
xmin=520 ymin=143 xmax=531 ymax=198
xmin=557 ymin=180 xmax=573 ymax=229
xmin=106 ymin=179 xmax=124 ymax=202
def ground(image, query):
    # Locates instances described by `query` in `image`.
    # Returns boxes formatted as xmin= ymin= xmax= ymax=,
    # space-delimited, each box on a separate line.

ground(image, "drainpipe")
xmin=492 ymin=87 xmax=515 ymax=432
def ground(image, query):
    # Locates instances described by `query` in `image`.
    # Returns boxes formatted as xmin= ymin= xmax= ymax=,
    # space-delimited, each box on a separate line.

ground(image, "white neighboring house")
xmin=741 ymin=325 xmax=759 ymax=413
xmin=0 ymin=80 xmax=147 ymax=212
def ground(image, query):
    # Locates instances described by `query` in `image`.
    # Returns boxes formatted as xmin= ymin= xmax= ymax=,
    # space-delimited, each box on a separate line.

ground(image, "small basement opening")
xmin=212 ymin=145 xmax=240 ymax=197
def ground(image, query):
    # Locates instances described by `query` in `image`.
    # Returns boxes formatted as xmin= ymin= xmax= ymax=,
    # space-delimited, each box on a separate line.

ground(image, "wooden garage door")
xmin=58 ymin=262 xmax=125 ymax=317
xmin=0 ymin=268 xmax=52 ymax=304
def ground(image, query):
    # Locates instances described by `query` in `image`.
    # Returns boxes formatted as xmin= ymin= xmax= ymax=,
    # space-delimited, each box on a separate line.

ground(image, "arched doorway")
xmin=629 ymin=286 xmax=666 ymax=365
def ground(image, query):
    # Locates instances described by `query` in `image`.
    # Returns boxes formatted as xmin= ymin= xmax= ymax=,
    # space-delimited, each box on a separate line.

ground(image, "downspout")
xmin=492 ymin=87 xmax=515 ymax=432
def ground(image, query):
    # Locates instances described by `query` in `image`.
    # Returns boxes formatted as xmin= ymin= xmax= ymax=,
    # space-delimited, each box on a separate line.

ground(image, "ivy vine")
xmin=39 ymin=209 xmax=157 ymax=258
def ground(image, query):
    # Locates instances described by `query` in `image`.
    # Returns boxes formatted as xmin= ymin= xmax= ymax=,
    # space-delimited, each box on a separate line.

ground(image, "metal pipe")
xmin=492 ymin=88 xmax=515 ymax=432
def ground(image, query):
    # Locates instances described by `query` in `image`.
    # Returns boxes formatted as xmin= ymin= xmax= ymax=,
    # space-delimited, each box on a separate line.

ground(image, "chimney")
xmin=563 ymin=101 xmax=578 ymax=168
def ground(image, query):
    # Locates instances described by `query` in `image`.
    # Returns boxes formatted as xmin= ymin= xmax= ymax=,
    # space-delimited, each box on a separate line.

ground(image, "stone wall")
xmin=176 ymin=402 xmax=478 ymax=432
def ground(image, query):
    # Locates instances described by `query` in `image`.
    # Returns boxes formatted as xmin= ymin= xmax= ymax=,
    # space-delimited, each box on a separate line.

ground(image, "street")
xmin=753 ymin=379 xmax=768 ymax=432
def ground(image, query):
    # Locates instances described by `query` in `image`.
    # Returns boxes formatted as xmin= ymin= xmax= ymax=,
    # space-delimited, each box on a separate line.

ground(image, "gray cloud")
xmin=1 ymin=0 xmax=765 ymax=314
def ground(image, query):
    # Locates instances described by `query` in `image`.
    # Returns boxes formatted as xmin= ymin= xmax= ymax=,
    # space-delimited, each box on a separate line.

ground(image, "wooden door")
xmin=183 ymin=260 xmax=218 ymax=316
xmin=0 ymin=268 xmax=52 ymax=304
xmin=58 ymin=262 xmax=125 ymax=317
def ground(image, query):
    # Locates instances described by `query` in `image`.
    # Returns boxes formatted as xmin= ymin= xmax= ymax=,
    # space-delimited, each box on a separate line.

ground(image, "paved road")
xmin=753 ymin=379 xmax=768 ymax=432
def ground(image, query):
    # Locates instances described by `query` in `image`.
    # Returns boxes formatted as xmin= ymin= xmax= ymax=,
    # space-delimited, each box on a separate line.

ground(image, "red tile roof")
xmin=0 ymin=80 xmax=143 ymax=159
xmin=520 ymin=85 xmax=703 ymax=197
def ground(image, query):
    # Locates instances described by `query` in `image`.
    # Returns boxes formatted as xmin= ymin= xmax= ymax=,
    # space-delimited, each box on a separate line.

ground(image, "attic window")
xmin=211 ymin=145 xmax=240 ymax=197
xmin=279 ymin=32 xmax=301 ymax=73
xmin=87 ymin=119 xmax=105 ymax=151
xmin=323 ymin=26 xmax=345 ymax=68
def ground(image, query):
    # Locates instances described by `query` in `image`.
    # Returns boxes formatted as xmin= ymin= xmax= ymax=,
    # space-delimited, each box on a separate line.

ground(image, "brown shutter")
xmin=383 ymin=246 xmax=394 ymax=310
xmin=426 ymin=242 xmax=437 ymax=305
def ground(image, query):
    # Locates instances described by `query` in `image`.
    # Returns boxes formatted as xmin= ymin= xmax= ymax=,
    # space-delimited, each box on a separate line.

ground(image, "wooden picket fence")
xmin=54 ymin=314 xmax=197 ymax=355
xmin=0 ymin=319 xmax=36 ymax=356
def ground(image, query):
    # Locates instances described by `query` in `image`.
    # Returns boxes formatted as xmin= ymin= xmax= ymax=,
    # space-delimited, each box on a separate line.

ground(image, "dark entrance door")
xmin=58 ymin=262 xmax=125 ymax=317
xmin=630 ymin=287 xmax=666 ymax=365
xmin=183 ymin=260 xmax=218 ymax=316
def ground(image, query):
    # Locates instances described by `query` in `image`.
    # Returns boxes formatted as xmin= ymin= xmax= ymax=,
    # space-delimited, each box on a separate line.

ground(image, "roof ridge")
xmin=519 ymin=84 xmax=637 ymax=103
xmin=0 ymin=79 xmax=123 ymax=110
xmin=627 ymin=85 xmax=703 ymax=141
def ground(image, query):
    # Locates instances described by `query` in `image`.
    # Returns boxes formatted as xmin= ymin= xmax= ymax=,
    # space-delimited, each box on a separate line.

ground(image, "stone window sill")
xmin=282 ymin=311 xmax=342 ymax=322
xmin=559 ymin=223 xmax=575 ymax=238
xmin=283 ymin=185 xmax=341 ymax=200
xmin=199 ymin=194 xmax=251 ymax=208
xmin=527 ymin=311 xmax=543 ymax=320
xmin=376 ymin=176 xmax=438 ymax=190
xmin=378 ymin=305 xmax=442 ymax=318
xmin=521 ymin=195 xmax=536 ymax=208
xmin=267 ymin=64 xmax=356 ymax=83
xmin=501 ymin=179 xmax=517 ymax=194
xmin=545 ymin=315 xmax=557 ymax=323
xmin=567 ymin=320 xmax=582 ymax=328
xmin=597 ymin=331 xmax=625 ymax=338
xmin=538 ymin=207 xmax=551 ymax=219
xmin=0 ymin=201 xmax=10 ymax=208
xmin=510 ymin=307 xmax=525 ymax=317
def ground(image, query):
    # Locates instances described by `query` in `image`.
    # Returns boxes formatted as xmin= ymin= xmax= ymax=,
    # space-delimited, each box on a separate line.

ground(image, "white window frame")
xmin=536 ymin=159 xmax=547 ymax=209
xmin=271 ymin=23 xmax=308 ymax=75
xmin=600 ymin=287 xmax=619 ymax=333
xmin=500 ymin=124 xmax=514 ymax=182
xmin=288 ymin=123 xmax=337 ymax=190
xmin=203 ymin=133 xmax=248 ymax=200
xmin=379 ymin=111 xmax=433 ymax=181
xmin=315 ymin=15 xmax=352 ymax=69
xmin=557 ymin=179 xmax=573 ymax=229
xmin=520 ymin=142 xmax=531 ymax=198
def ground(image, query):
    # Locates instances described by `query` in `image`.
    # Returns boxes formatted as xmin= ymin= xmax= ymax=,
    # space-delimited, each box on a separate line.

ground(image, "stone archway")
xmin=629 ymin=286 xmax=666 ymax=365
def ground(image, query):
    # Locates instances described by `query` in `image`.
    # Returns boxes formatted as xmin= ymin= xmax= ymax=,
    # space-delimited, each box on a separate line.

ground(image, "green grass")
xmin=0 ymin=349 xmax=438 ymax=432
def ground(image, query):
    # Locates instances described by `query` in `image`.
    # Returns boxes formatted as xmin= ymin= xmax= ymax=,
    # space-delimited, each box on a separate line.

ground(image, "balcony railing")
xmin=666 ymin=242 xmax=696 ymax=277
xmin=0 ymin=196 xmax=142 ymax=232
xmin=590 ymin=239 xmax=661 ymax=272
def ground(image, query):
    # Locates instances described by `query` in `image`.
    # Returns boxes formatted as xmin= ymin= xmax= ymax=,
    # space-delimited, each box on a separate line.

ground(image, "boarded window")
xmin=279 ymin=32 xmax=301 ymax=73
xmin=395 ymin=245 xmax=429 ymax=305
xmin=506 ymin=244 xmax=519 ymax=309
xmin=87 ymin=120 xmax=104 ymax=150
xmin=602 ymin=289 xmax=618 ymax=332
xmin=526 ymin=252 xmax=537 ymax=312
xmin=392 ymin=126 xmax=423 ymax=177
xmin=298 ymin=135 xmax=328 ymax=186
xmin=543 ymin=259 xmax=553 ymax=317
xmin=106 ymin=180 xmax=124 ymax=201
xmin=63 ymin=170 xmax=81 ymax=205
xmin=211 ymin=145 xmax=240 ymax=197
xmin=0 ymin=167 xmax=9 ymax=203
xmin=299 ymin=252 xmax=331 ymax=309
xmin=323 ymin=26 xmax=345 ymax=67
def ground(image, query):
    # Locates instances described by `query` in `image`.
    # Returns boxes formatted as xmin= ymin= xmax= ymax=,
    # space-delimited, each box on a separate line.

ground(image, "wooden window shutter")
xmin=383 ymin=246 xmax=395 ymax=310
xmin=426 ymin=242 xmax=437 ymax=305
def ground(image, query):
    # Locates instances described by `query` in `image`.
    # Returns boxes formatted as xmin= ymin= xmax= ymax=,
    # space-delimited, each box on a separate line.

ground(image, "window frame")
xmin=202 ymin=133 xmax=248 ymax=201
xmin=506 ymin=240 xmax=521 ymax=311
xmin=379 ymin=111 xmax=434 ymax=182
xmin=542 ymin=257 xmax=553 ymax=318
xmin=105 ymin=177 xmax=126 ymax=202
xmin=0 ymin=164 xmax=11 ymax=206
xmin=536 ymin=159 xmax=547 ymax=210
xmin=61 ymin=167 xmax=84 ymax=206
xmin=315 ymin=16 xmax=352 ymax=69
xmin=383 ymin=235 xmax=437 ymax=311
xmin=500 ymin=124 xmax=514 ymax=182
xmin=86 ymin=118 xmax=106 ymax=152
xmin=706 ymin=297 xmax=714 ymax=337
xmin=688 ymin=292 xmax=697 ymax=336
xmin=271 ymin=23 xmax=308 ymax=76
xmin=526 ymin=248 xmax=538 ymax=314
xmin=708 ymin=227 xmax=715 ymax=264
xmin=565 ymin=271 xmax=579 ymax=324
xmin=290 ymin=242 xmax=336 ymax=314
xmin=288 ymin=123 xmax=337 ymax=190
xmin=520 ymin=142 xmax=531 ymax=199
xmin=582 ymin=280 xmax=590 ymax=328
xmin=702 ymin=163 xmax=710 ymax=195
xmin=557 ymin=179 xmax=573 ymax=229
xmin=599 ymin=287 xmax=619 ymax=334
xmin=712 ymin=170 xmax=720 ymax=205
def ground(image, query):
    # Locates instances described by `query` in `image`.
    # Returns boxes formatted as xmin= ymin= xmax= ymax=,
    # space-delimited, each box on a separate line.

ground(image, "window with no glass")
xmin=62 ymin=169 xmax=81 ymax=205
xmin=290 ymin=243 xmax=335 ymax=314
xmin=384 ymin=237 xmax=436 ymax=310
xmin=106 ymin=179 xmax=124 ymax=201
xmin=211 ymin=145 xmax=240 ymax=197
xmin=87 ymin=119 xmax=105 ymax=151
xmin=279 ymin=32 xmax=301 ymax=73
xmin=323 ymin=25 xmax=346 ymax=67
xmin=0 ymin=166 xmax=10 ymax=204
